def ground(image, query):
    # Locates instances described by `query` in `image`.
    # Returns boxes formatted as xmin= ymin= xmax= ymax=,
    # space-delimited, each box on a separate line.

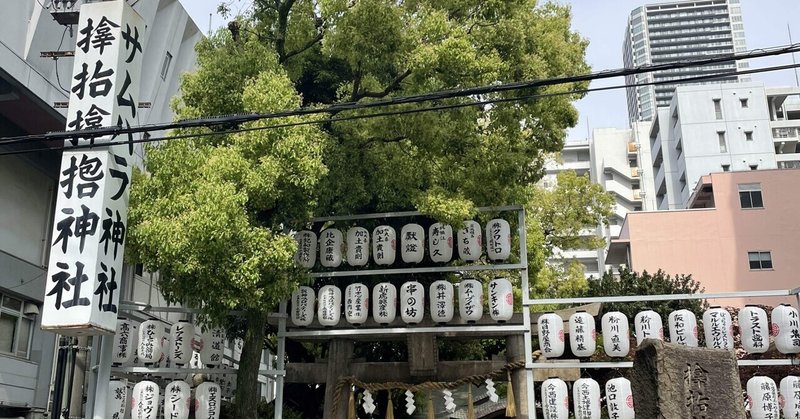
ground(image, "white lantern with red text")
xmin=772 ymin=304 xmax=800 ymax=354
xmin=541 ymin=377 xmax=569 ymax=419
xmin=605 ymin=377 xmax=635 ymax=419
xmin=107 ymin=380 xmax=128 ymax=419
xmin=428 ymin=223 xmax=453 ymax=263
xmin=634 ymin=309 xmax=663 ymax=346
xmin=780 ymin=375 xmax=800 ymax=418
xmin=372 ymin=283 xmax=397 ymax=325
xmin=169 ymin=321 xmax=195 ymax=365
xmin=400 ymin=224 xmax=425 ymax=264
xmin=163 ymin=381 xmax=190 ymax=419
xmin=294 ymin=230 xmax=317 ymax=269
xmin=488 ymin=277 xmax=514 ymax=322
xmin=195 ymin=382 xmax=222 ymax=419
xmin=345 ymin=283 xmax=369 ymax=325
xmin=703 ymin=306 xmax=733 ymax=350
xmin=668 ymin=309 xmax=698 ymax=347
xmin=291 ymin=286 xmax=315 ymax=327
xmin=458 ymin=279 xmax=483 ymax=323
xmin=485 ymin=218 xmax=512 ymax=261
xmin=400 ymin=281 xmax=424 ymax=324
xmin=132 ymin=381 xmax=160 ymax=419
xmin=346 ymin=227 xmax=369 ymax=267
xmin=739 ymin=305 xmax=769 ymax=354
xmin=319 ymin=228 xmax=343 ymax=267
xmin=317 ymin=285 xmax=341 ymax=327
xmin=138 ymin=320 xmax=164 ymax=364
xmin=372 ymin=225 xmax=397 ymax=265
xmin=457 ymin=221 xmax=482 ymax=261
xmin=112 ymin=318 xmax=136 ymax=364
xmin=572 ymin=378 xmax=601 ymax=419
xmin=569 ymin=311 xmax=596 ymax=357
xmin=200 ymin=327 xmax=225 ymax=367
xmin=748 ymin=376 xmax=780 ymax=419
xmin=602 ymin=311 xmax=630 ymax=357
xmin=430 ymin=280 xmax=454 ymax=324
xmin=538 ymin=312 xmax=565 ymax=358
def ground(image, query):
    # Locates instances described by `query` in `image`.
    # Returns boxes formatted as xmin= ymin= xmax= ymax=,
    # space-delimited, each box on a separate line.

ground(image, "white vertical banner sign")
xmin=163 ymin=381 xmax=191 ymax=419
xmin=107 ymin=380 xmax=128 ymax=419
xmin=42 ymin=0 xmax=144 ymax=334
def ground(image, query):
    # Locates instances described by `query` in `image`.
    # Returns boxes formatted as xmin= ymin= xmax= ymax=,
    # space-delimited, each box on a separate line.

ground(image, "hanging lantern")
xmin=319 ymin=228 xmax=343 ymax=267
xmin=485 ymin=218 xmax=512 ymax=261
xmin=195 ymin=382 xmax=222 ymax=419
xmin=293 ymin=230 xmax=317 ymax=269
xmin=372 ymin=282 xmax=397 ymax=325
xmin=131 ymin=380 xmax=160 ymax=419
xmin=169 ymin=321 xmax=195 ymax=366
xmin=772 ymin=304 xmax=800 ymax=354
xmin=748 ymin=376 xmax=780 ymax=419
xmin=400 ymin=281 xmax=424 ymax=324
xmin=541 ymin=377 xmax=569 ymax=419
xmin=163 ymin=381 xmax=190 ymax=419
xmin=290 ymin=286 xmax=315 ymax=327
xmin=346 ymin=227 xmax=369 ymax=267
xmin=372 ymin=225 xmax=397 ymax=265
xmin=634 ymin=309 xmax=663 ymax=346
xmin=457 ymin=220 xmax=482 ymax=261
xmin=458 ymin=279 xmax=484 ymax=323
xmin=429 ymin=280 xmax=454 ymax=324
xmin=317 ymin=285 xmax=342 ymax=327
xmin=569 ymin=311 xmax=596 ymax=358
xmin=601 ymin=311 xmax=630 ymax=357
xmin=739 ymin=305 xmax=769 ymax=354
xmin=538 ymin=312 xmax=565 ymax=358
xmin=344 ymin=283 xmax=369 ymax=325
xmin=107 ymin=380 xmax=128 ymax=419
xmin=605 ymin=377 xmax=635 ymax=419
xmin=488 ymin=277 xmax=514 ymax=322
xmin=703 ymin=306 xmax=733 ymax=350
xmin=428 ymin=223 xmax=453 ymax=263
xmin=780 ymin=375 xmax=800 ymax=418
xmin=572 ymin=378 xmax=601 ymax=419
xmin=138 ymin=319 xmax=164 ymax=364
xmin=112 ymin=318 xmax=136 ymax=364
xmin=668 ymin=309 xmax=698 ymax=347
xmin=200 ymin=327 xmax=225 ymax=367
xmin=400 ymin=224 xmax=425 ymax=264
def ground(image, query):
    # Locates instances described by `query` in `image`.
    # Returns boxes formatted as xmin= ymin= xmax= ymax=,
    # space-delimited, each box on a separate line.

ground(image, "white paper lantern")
xmin=430 ymin=280 xmax=455 ymax=324
xmin=168 ymin=321 xmax=194 ymax=366
xmin=428 ymin=223 xmax=453 ymax=263
xmin=163 ymin=381 xmax=190 ymax=419
xmin=458 ymin=279 xmax=484 ymax=323
xmin=572 ymin=378 xmax=601 ymax=419
xmin=605 ymin=377 xmax=635 ymax=419
xmin=668 ymin=309 xmax=698 ymax=347
xmin=601 ymin=311 xmax=630 ymax=357
xmin=317 ymin=285 xmax=342 ymax=327
xmin=372 ymin=282 xmax=397 ymax=325
xmin=344 ymin=283 xmax=369 ymax=325
xmin=634 ymin=309 xmax=663 ymax=346
xmin=138 ymin=320 xmax=164 ymax=364
xmin=772 ymin=304 xmax=800 ymax=354
xmin=346 ymin=227 xmax=370 ymax=267
xmin=319 ymin=228 xmax=343 ymax=267
xmin=780 ymin=375 xmax=800 ymax=418
xmin=488 ymin=277 xmax=514 ymax=322
xmin=541 ymin=377 xmax=569 ymax=419
xmin=400 ymin=224 xmax=425 ymax=264
xmin=400 ymin=281 xmax=424 ymax=324
xmin=131 ymin=380 xmax=160 ymax=419
xmin=703 ymin=306 xmax=733 ymax=350
xmin=291 ymin=286 xmax=315 ymax=327
xmin=538 ymin=312 xmax=565 ymax=358
xmin=200 ymin=327 xmax=225 ymax=367
xmin=569 ymin=311 xmax=596 ymax=357
xmin=739 ymin=305 xmax=769 ymax=354
xmin=113 ymin=318 xmax=136 ymax=364
xmin=485 ymin=218 xmax=512 ymax=261
xmin=748 ymin=376 xmax=780 ymax=419
xmin=107 ymin=380 xmax=128 ymax=419
xmin=372 ymin=225 xmax=397 ymax=265
xmin=293 ymin=230 xmax=317 ymax=269
xmin=195 ymin=382 xmax=222 ymax=419
xmin=457 ymin=220 xmax=482 ymax=261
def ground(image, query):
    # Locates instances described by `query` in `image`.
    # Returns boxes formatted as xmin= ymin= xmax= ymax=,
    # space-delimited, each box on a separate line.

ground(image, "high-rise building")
xmin=623 ymin=0 xmax=749 ymax=122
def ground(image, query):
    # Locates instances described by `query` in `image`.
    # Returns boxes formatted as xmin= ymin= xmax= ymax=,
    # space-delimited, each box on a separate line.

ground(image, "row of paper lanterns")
xmin=540 ymin=377 xmax=634 ymax=419
xmin=107 ymin=380 xmax=221 ymax=419
xmin=537 ymin=304 xmax=800 ymax=358
xmin=290 ymin=278 xmax=515 ymax=327
xmin=113 ymin=318 xmax=228 ymax=367
xmin=293 ymin=219 xmax=513 ymax=268
xmin=747 ymin=375 xmax=800 ymax=419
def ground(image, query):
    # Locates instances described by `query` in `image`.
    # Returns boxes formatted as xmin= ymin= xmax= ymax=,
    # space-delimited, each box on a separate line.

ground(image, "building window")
xmin=713 ymin=99 xmax=723 ymax=120
xmin=718 ymin=131 xmax=727 ymax=153
xmin=738 ymin=183 xmax=763 ymax=208
xmin=722 ymin=164 xmax=730 ymax=172
xmin=748 ymin=251 xmax=773 ymax=270
xmin=740 ymin=98 xmax=749 ymax=108
xmin=0 ymin=294 xmax=34 ymax=359
xmin=745 ymin=131 xmax=753 ymax=141
xmin=160 ymin=52 xmax=173 ymax=80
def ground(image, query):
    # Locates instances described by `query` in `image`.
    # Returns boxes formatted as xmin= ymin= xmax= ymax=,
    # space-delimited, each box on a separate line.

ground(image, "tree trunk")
xmin=234 ymin=310 xmax=269 ymax=419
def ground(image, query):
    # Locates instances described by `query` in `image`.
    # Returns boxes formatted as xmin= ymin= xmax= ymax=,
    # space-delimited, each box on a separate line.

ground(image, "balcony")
xmin=628 ymin=142 xmax=639 ymax=154
xmin=631 ymin=168 xmax=641 ymax=178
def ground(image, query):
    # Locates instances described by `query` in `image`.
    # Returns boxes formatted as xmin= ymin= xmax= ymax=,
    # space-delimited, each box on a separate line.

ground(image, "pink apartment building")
xmin=606 ymin=169 xmax=800 ymax=306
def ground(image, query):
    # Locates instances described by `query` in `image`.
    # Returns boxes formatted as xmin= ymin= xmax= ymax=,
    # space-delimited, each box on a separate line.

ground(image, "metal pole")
xmin=274 ymin=300 xmax=287 ymax=419
xmin=50 ymin=338 xmax=68 ymax=419
xmin=88 ymin=334 xmax=113 ymax=419
xmin=790 ymin=25 xmax=800 ymax=87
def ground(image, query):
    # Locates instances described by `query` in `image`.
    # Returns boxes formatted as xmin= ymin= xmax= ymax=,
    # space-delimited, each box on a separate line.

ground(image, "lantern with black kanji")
xmin=458 ymin=278 xmax=483 ymax=323
xmin=199 ymin=327 xmax=225 ymax=366
xmin=428 ymin=223 xmax=453 ymax=263
xmin=457 ymin=220 xmax=482 ymax=262
xmin=344 ymin=283 xmax=369 ymax=325
xmin=169 ymin=320 xmax=194 ymax=365
xmin=400 ymin=223 xmax=425 ymax=264
xmin=569 ymin=311 xmax=596 ymax=357
xmin=739 ymin=305 xmax=769 ymax=354
xmin=703 ymin=306 xmax=733 ymax=350
xmin=346 ymin=227 xmax=369 ymax=267
xmin=293 ymin=230 xmax=317 ymax=269
xmin=195 ymin=382 xmax=222 ymax=419
xmin=485 ymin=218 xmax=511 ymax=261
xmin=317 ymin=285 xmax=341 ymax=327
xmin=772 ymin=304 xmax=800 ymax=354
xmin=748 ymin=376 xmax=780 ymax=419
xmin=138 ymin=319 xmax=164 ymax=364
xmin=372 ymin=225 xmax=396 ymax=265
xmin=572 ymin=378 xmax=601 ymax=419
xmin=112 ymin=318 xmax=136 ymax=364
xmin=107 ymin=380 xmax=128 ymax=419
xmin=780 ymin=375 xmax=800 ymax=418
xmin=634 ymin=309 xmax=663 ymax=346
xmin=163 ymin=380 xmax=190 ymax=419
xmin=400 ymin=281 xmax=424 ymax=324
xmin=132 ymin=380 xmax=160 ymax=419
xmin=319 ymin=228 xmax=343 ymax=267
xmin=538 ymin=312 xmax=565 ymax=358
xmin=605 ymin=377 xmax=635 ymax=419
xmin=291 ymin=286 xmax=315 ymax=327
xmin=541 ymin=377 xmax=569 ymax=419
xmin=601 ymin=311 xmax=630 ymax=357
xmin=372 ymin=282 xmax=397 ymax=325
xmin=667 ymin=309 xmax=698 ymax=347
xmin=488 ymin=277 xmax=514 ymax=322
xmin=430 ymin=280 xmax=454 ymax=324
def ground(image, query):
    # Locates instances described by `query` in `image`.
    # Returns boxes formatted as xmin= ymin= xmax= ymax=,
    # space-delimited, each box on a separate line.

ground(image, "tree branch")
xmin=280 ymin=30 xmax=323 ymax=63
xmin=351 ymin=69 xmax=412 ymax=101
xmin=274 ymin=0 xmax=296 ymax=62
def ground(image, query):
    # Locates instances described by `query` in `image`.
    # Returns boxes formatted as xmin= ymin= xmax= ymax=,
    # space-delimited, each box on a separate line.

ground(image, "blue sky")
xmin=178 ymin=0 xmax=800 ymax=140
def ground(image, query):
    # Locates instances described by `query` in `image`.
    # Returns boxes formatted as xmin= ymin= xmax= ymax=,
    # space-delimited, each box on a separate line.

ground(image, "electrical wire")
xmin=54 ymin=26 xmax=71 ymax=93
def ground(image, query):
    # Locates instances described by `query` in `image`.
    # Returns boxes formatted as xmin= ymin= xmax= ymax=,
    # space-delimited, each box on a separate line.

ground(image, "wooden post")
xmin=407 ymin=334 xmax=437 ymax=378
xmin=323 ymin=339 xmax=354 ymax=419
xmin=506 ymin=335 xmax=529 ymax=419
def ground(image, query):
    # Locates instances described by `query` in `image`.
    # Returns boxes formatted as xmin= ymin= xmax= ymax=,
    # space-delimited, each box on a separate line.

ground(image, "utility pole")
xmin=790 ymin=24 xmax=799 ymax=87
